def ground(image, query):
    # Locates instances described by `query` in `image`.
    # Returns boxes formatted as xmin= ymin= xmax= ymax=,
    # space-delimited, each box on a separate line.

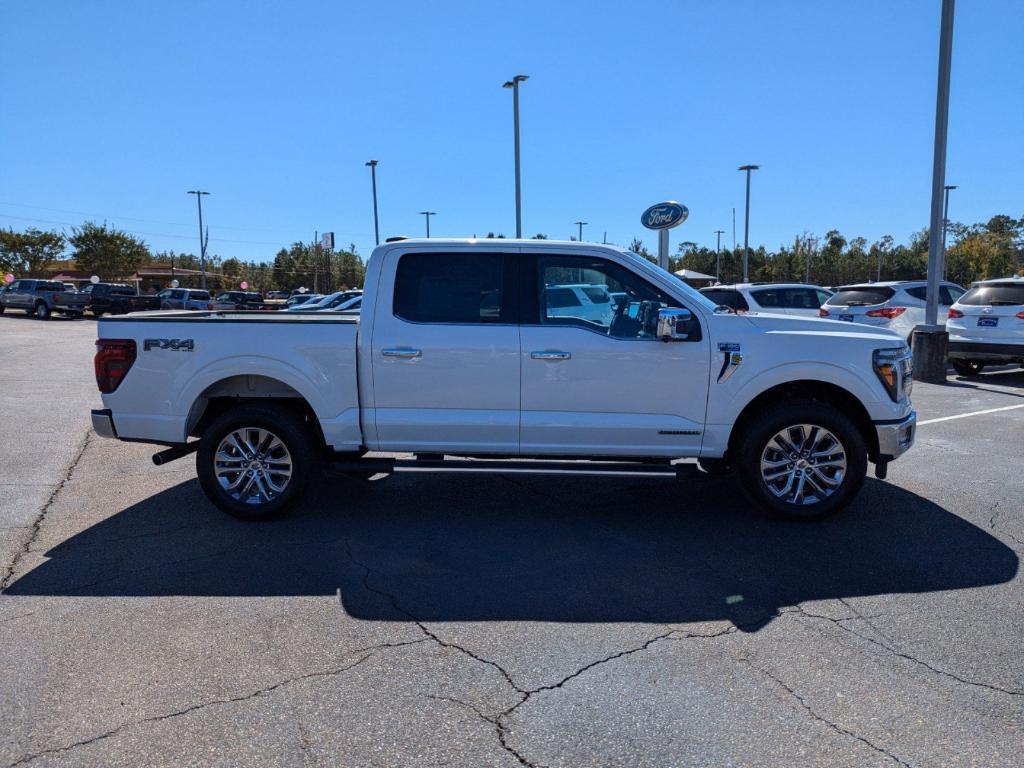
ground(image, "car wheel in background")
xmin=196 ymin=404 xmax=321 ymax=521
xmin=34 ymin=302 xmax=51 ymax=319
xmin=951 ymin=359 xmax=985 ymax=377
xmin=734 ymin=401 xmax=867 ymax=521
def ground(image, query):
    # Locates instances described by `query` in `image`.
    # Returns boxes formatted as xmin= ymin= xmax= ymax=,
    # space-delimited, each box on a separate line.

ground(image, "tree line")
xmin=0 ymin=222 xmax=366 ymax=293
xmin=2 ymin=214 xmax=1020 ymax=294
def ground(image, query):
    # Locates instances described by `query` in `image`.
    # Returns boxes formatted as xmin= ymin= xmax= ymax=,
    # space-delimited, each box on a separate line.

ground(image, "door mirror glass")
xmin=657 ymin=307 xmax=693 ymax=341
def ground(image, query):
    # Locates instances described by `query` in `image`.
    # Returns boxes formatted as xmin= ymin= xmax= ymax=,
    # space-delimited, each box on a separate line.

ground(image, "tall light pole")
xmin=365 ymin=160 xmax=380 ymax=246
xmin=737 ymin=165 xmax=759 ymax=282
xmin=419 ymin=211 xmax=436 ymax=238
xmin=574 ymin=221 xmax=587 ymax=241
xmin=186 ymin=190 xmax=210 ymax=290
xmin=915 ymin=0 xmax=956 ymax=384
xmin=714 ymin=229 xmax=724 ymax=282
xmin=941 ymin=184 xmax=957 ymax=278
xmin=502 ymin=74 xmax=528 ymax=238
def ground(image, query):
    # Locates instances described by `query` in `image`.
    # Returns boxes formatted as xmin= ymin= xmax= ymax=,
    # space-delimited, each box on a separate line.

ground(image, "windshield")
xmin=621 ymin=249 xmax=720 ymax=313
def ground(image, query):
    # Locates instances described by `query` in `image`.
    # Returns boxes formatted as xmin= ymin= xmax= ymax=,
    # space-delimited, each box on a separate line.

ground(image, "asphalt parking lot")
xmin=1 ymin=311 xmax=1022 ymax=768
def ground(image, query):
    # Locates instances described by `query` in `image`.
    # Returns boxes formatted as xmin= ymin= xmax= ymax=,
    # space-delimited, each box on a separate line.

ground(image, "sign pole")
xmin=658 ymin=230 xmax=669 ymax=271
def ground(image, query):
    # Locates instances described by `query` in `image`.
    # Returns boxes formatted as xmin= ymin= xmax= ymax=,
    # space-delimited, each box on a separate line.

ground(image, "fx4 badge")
xmin=144 ymin=338 xmax=194 ymax=352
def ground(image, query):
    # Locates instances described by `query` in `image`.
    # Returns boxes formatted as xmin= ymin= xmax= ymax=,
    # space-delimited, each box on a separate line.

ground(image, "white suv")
xmin=545 ymin=283 xmax=615 ymax=324
xmin=699 ymin=283 xmax=833 ymax=317
xmin=820 ymin=280 xmax=966 ymax=342
xmin=946 ymin=277 xmax=1024 ymax=375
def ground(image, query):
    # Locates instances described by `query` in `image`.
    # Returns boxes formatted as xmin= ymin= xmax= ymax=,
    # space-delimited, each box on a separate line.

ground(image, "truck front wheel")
xmin=196 ymin=404 xmax=320 ymax=520
xmin=734 ymin=401 xmax=867 ymax=520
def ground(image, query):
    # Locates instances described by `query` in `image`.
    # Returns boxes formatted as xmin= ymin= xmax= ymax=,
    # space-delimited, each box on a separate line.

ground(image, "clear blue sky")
xmin=1 ymin=0 xmax=1021 ymax=263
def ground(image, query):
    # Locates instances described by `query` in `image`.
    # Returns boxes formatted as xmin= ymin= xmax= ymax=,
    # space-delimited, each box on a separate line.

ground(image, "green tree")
xmin=0 ymin=227 xmax=66 ymax=276
xmin=69 ymin=222 xmax=150 ymax=280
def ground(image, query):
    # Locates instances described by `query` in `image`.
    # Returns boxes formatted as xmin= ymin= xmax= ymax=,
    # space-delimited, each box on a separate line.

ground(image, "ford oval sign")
xmin=641 ymin=201 xmax=688 ymax=231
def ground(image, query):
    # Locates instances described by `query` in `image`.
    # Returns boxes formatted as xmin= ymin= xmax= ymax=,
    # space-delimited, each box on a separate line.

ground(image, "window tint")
xmin=904 ymin=286 xmax=927 ymax=301
xmin=940 ymin=285 xmax=965 ymax=304
xmin=190 ymin=290 xmax=210 ymax=300
xmin=751 ymin=288 xmax=822 ymax=309
xmin=700 ymin=288 xmax=749 ymax=311
xmin=826 ymin=287 xmax=896 ymax=306
xmin=111 ymin=286 xmax=135 ymax=295
xmin=539 ymin=255 xmax=684 ymax=340
xmin=546 ymin=288 xmax=582 ymax=308
xmin=816 ymin=289 xmax=833 ymax=306
xmin=958 ymin=284 xmax=1024 ymax=306
xmin=581 ymin=286 xmax=610 ymax=303
xmin=394 ymin=252 xmax=510 ymax=323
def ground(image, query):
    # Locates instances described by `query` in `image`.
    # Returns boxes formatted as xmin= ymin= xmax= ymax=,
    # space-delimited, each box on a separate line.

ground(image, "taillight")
xmin=818 ymin=308 xmax=829 ymax=317
xmin=1017 ymin=311 xmax=1024 ymax=320
xmin=866 ymin=306 xmax=907 ymax=319
xmin=95 ymin=339 xmax=136 ymax=393
xmin=207 ymin=302 xmax=214 ymax=310
xmin=948 ymin=308 xmax=964 ymax=319
xmin=52 ymin=293 xmax=61 ymax=303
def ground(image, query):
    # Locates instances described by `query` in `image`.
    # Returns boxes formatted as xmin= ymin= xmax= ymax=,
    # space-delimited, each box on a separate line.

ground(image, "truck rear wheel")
xmin=196 ymin=404 xmax=320 ymax=521
xmin=34 ymin=302 xmax=51 ymax=319
xmin=734 ymin=401 xmax=866 ymax=520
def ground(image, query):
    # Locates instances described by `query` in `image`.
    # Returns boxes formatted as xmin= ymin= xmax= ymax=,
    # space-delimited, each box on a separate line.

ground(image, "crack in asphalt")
xmin=347 ymin=541 xmax=756 ymax=768
xmin=988 ymin=500 xmax=1024 ymax=550
xmin=741 ymin=658 xmax=915 ymax=768
xmin=1 ymin=430 xmax=91 ymax=592
xmin=4 ymin=640 xmax=429 ymax=768
xmin=790 ymin=604 xmax=1024 ymax=697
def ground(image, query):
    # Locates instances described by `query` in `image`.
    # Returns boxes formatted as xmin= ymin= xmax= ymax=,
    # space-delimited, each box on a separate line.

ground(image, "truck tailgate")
xmin=96 ymin=314 xmax=361 ymax=450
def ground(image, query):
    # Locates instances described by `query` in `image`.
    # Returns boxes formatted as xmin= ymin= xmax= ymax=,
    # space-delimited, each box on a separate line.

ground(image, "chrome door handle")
xmin=382 ymin=348 xmax=422 ymax=359
xmin=531 ymin=350 xmax=571 ymax=360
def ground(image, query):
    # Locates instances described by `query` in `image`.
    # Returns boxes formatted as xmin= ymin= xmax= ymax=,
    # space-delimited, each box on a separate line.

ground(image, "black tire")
xmin=34 ymin=302 xmax=51 ymax=319
xmin=951 ymin=359 xmax=984 ymax=377
xmin=733 ymin=400 xmax=867 ymax=520
xmin=0 ymin=304 xmax=5 ymax=314
xmin=196 ymin=404 xmax=321 ymax=521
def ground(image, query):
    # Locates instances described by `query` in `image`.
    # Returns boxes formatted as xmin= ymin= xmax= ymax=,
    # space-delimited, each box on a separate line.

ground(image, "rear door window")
xmin=826 ymin=287 xmax=896 ymax=306
xmin=393 ymin=252 xmax=514 ymax=323
xmin=700 ymin=289 xmax=749 ymax=311
xmin=958 ymin=284 xmax=1024 ymax=306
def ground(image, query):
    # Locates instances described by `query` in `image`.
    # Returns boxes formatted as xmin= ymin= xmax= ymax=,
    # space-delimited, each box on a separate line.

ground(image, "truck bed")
xmin=97 ymin=311 xmax=361 ymax=449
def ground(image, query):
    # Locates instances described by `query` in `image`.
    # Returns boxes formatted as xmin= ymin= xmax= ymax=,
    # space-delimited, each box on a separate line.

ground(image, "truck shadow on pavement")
xmin=6 ymin=473 xmax=1018 ymax=631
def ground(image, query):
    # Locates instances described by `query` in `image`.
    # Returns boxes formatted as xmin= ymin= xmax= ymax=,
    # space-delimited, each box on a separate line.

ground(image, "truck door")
xmin=369 ymin=250 xmax=521 ymax=453
xmin=519 ymin=252 xmax=710 ymax=457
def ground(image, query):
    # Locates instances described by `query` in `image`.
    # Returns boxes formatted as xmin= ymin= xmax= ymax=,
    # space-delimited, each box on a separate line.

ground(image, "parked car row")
xmin=946 ymin=276 xmax=1024 ymax=375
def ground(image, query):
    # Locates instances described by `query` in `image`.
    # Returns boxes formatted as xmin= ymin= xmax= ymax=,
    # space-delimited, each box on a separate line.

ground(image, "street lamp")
xmin=365 ymin=160 xmax=380 ymax=246
xmin=186 ymin=190 xmax=210 ymax=290
xmin=714 ymin=229 xmax=725 ymax=282
xmin=574 ymin=220 xmax=587 ymax=241
xmin=941 ymin=184 xmax=957 ymax=278
xmin=419 ymin=211 xmax=436 ymax=238
xmin=737 ymin=165 xmax=759 ymax=282
xmin=502 ymin=74 xmax=528 ymax=238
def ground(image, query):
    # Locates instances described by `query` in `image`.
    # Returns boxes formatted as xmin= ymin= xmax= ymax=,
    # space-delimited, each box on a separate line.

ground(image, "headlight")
xmin=873 ymin=347 xmax=912 ymax=402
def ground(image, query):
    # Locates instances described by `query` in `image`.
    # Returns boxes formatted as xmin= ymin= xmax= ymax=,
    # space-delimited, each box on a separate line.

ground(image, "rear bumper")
xmin=91 ymin=409 xmax=118 ymax=439
xmin=874 ymin=410 xmax=916 ymax=462
xmin=948 ymin=341 xmax=1024 ymax=363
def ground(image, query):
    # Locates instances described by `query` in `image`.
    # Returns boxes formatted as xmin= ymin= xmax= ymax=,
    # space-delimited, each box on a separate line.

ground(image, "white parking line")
xmin=918 ymin=403 xmax=1024 ymax=425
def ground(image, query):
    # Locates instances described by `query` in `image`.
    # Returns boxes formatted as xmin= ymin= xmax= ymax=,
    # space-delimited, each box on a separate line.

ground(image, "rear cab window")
xmin=826 ymin=286 xmax=896 ymax=306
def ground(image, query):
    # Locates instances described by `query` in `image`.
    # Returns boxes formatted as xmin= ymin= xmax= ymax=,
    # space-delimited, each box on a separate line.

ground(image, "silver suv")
xmin=158 ymin=288 xmax=212 ymax=310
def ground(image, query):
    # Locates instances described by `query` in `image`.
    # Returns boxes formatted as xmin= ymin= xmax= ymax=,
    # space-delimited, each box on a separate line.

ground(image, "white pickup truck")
xmin=91 ymin=239 xmax=916 ymax=520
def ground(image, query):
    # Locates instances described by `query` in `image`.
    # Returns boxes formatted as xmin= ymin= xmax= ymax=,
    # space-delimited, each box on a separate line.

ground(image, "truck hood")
xmin=742 ymin=312 xmax=904 ymax=342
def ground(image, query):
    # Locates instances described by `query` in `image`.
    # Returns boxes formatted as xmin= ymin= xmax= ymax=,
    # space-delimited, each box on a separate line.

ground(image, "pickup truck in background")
xmin=57 ymin=283 xmax=162 ymax=316
xmin=91 ymin=239 xmax=916 ymax=521
xmin=0 ymin=279 xmax=80 ymax=319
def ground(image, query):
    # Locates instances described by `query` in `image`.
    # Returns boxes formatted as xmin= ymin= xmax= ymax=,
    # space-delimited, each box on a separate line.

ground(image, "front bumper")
xmin=874 ymin=410 xmax=916 ymax=461
xmin=91 ymin=409 xmax=118 ymax=439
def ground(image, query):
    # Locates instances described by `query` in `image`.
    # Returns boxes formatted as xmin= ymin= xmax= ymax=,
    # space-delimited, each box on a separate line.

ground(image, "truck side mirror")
xmin=656 ymin=307 xmax=693 ymax=341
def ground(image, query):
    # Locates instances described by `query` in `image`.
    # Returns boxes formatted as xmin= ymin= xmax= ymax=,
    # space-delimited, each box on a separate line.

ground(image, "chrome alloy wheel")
xmin=214 ymin=427 xmax=293 ymax=505
xmin=759 ymin=423 xmax=847 ymax=506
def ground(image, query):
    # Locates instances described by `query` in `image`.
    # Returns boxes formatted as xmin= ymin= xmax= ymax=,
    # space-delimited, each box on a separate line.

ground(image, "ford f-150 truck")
xmin=90 ymin=239 xmax=916 ymax=521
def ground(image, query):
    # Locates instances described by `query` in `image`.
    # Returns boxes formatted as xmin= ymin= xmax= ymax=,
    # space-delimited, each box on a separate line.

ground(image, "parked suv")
xmin=700 ymin=283 xmax=833 ymax=317
xmin=820 ymin=280 xmax=966 ymax=341
xmin=0 ymin=279 xmax=75 ymax=319
xmin=946 ymin=277 xmax=1024 ymax=375
xmin=158 ymin=288 xmax=212 ymax=310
